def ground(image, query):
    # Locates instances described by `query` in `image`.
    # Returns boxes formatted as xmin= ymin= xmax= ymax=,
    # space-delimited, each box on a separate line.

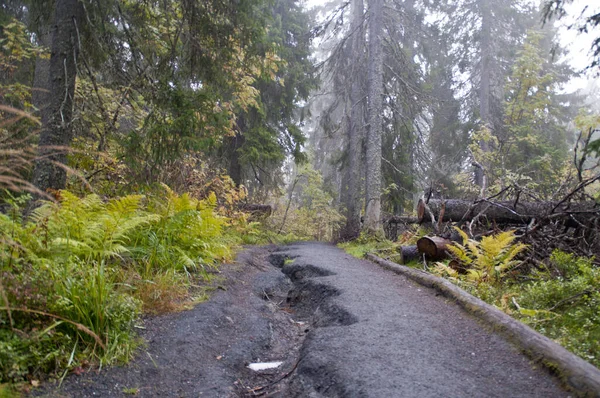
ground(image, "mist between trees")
xmin=1 ymin=0 xmax=599 ymax=238
xmin=0 ymin=0 xmax=600 ymax=389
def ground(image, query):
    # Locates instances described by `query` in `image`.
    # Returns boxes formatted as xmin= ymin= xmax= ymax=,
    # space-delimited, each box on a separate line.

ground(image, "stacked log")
xmin=399 ymin=245 xmax=420 ymax=263
xmin=389 ymin=198 xmax=599 ymax=264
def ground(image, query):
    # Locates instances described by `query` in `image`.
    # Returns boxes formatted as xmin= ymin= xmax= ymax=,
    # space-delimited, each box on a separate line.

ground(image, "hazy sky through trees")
xmin=304 ymin=0 xmax=600 ymax=89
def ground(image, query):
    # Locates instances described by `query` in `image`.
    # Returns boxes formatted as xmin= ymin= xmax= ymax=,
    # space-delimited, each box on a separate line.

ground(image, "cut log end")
xmin=417 ymin=236 xmax=452 ymax=260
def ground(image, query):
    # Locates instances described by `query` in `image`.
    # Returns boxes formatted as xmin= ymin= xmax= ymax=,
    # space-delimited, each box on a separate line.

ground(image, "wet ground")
xmin=35 ymin=243 xmax=570 ymax=397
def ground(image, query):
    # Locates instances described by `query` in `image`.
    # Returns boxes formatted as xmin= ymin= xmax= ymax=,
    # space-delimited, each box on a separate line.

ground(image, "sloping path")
xmin=279 ymin=242 xmax=568 ymax=397
xmin=37 ymin=243 xmax=572 ymax=397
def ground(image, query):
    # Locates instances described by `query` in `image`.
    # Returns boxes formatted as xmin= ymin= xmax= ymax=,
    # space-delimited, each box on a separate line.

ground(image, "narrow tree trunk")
xmin=364 ymin=0 xmax=384 ymax=235
xmin=475 ymin=0 xmax=492 ymax=189
xmin=228 ymin=132 xmax=244 ymax=186
xmin=32 ymin=0 xmax=84 ymax=192
xmin=340 ymin=0 xmax=365 ymax=241
xmin=32 ymin=27 xmax=52 ymax=123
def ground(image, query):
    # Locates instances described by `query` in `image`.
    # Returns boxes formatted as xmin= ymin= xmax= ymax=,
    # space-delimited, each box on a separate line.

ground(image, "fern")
xmin=448 ymin=227 xmax=527 ymax=286
xmin=0 ymin=187 xmax=241 ymax=383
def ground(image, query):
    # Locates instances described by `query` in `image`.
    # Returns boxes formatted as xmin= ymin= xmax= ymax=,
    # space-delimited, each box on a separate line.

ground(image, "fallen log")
xmin=417 ymin=199 xmax=599 ymax=226
xmin=385 ymin=216 xmax=420 ymax=224
xmin=416 ymin=236 xmax=452 ymax=261
xmin=240 ymin=204 xmax=272 ymax=219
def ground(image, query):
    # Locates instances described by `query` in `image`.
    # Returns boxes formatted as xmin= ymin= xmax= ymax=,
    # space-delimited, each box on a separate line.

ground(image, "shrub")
xmin=514 ymin=251 xmax=600 ymax=366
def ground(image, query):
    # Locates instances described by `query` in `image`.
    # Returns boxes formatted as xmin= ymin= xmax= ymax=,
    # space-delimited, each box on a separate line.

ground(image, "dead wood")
xmin=417 ymin=199 xmax=599 ymax=226
xmin=416 ymin=236 xmax=452 ymax=261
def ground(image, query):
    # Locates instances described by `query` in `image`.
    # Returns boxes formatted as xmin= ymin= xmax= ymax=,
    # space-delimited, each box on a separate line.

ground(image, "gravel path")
xmin=35 ymin=243 xmax=572 ymax=397
xmin=278 ymin=242 xmax=569 ymax=397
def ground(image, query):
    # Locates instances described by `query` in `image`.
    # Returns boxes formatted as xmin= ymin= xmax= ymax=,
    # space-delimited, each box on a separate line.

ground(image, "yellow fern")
xmin=448 ymin=227 xmax=527 ymax=286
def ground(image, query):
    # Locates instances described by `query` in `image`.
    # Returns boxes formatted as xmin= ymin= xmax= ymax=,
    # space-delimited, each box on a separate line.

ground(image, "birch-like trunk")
xmin=475 ymin=0 xmax=492 ymax=190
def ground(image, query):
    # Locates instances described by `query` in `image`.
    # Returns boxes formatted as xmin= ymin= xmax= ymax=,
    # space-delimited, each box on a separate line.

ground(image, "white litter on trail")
xmin=247 ymin=361 xmax=283 ymax=371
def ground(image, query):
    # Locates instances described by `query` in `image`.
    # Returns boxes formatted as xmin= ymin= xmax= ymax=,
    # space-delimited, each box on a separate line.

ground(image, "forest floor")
xmin=34 ymin=243 xmax=570 ymax=397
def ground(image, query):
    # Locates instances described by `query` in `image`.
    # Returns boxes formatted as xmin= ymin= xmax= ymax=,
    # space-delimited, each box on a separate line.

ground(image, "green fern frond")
xmin=467 ymin=269 xmax=484 ymax=283
xmin=106 ymin=195 xmax=143 ymax=216
xmin=433 ymin=262 xmax=459 ymax=278
xmin=446 ymin=244 xmax=473 ymax=265
xmin=447 ymin=229 xmax=528 ymax=286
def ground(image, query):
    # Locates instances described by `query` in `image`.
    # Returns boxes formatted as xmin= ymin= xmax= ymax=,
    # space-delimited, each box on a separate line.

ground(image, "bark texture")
xmin=364 ymin=0 xmax=384 ymax=234
xmin=418 ymin=199 xmax=600 ymax=225
xmin=32 ymin=28 xmax=52 ymax=123
xmin=340 ymin=0 xmax=365 ymax=241
xmin=32 ymin=0 xmax=84 ymax=192
xmin=416 ymin=236 xmax=452 ymax=261
xmin=398 ymin=245 xmax=420 ymax=264
xmin=227 ymin=132 xmax=244 ymax=187
xmin=475 ymin=0 xmax=492 ymax=189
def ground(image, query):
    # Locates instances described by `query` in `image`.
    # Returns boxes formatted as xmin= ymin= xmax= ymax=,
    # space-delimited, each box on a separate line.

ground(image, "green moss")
xmin=338 ymin=234 xmax=398 ymax=259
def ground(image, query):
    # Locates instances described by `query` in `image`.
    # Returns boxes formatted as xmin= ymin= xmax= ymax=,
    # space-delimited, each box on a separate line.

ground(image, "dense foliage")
xmin=0 ymin=185 xmax=253 ymax=383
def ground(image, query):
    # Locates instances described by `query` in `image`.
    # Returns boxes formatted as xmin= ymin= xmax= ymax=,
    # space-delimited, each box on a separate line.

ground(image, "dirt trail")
xmin=37 ymin=243 xmax=570 ymax=397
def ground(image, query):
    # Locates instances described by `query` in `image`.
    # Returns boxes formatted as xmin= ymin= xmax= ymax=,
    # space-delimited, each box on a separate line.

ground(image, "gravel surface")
xmin=35 ymin=242 xmax=572 ymax=397
xmin=279 ymin=242 xmax=569 ymax=397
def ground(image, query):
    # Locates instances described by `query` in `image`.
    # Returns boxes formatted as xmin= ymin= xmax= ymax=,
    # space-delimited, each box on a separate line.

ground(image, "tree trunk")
xmin=32 ymin=27 xmax=52 ymax=123
xmin=418 ymin=199 xmax=600 ymax=226
xmin=227 ymin=132 xmax=244 ymax=186
xmin=364 ymin=0 xmax=384 ymax=235
xmin=475 ymin=0 xmax=492 ymax=189
xmin=340 ymin=0 xmax=365 ymax=241
xmin=32 ymin=0 xmax=84 ymax=192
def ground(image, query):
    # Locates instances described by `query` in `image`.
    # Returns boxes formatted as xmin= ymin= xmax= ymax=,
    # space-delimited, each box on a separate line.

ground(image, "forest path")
xmin=37 ymin=243 xmax=569 ymax=397
xmin=277 ymin=242 xmax=568 ymax=397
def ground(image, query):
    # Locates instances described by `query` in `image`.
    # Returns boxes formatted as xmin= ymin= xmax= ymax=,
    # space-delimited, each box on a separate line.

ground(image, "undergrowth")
xmin=431 ymin=231 xmax=600 ymax=368
xmin=338 ymin=233 xmax=398 ymax=259
xmin=0 ymin=186 xmax=254 ymax=386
